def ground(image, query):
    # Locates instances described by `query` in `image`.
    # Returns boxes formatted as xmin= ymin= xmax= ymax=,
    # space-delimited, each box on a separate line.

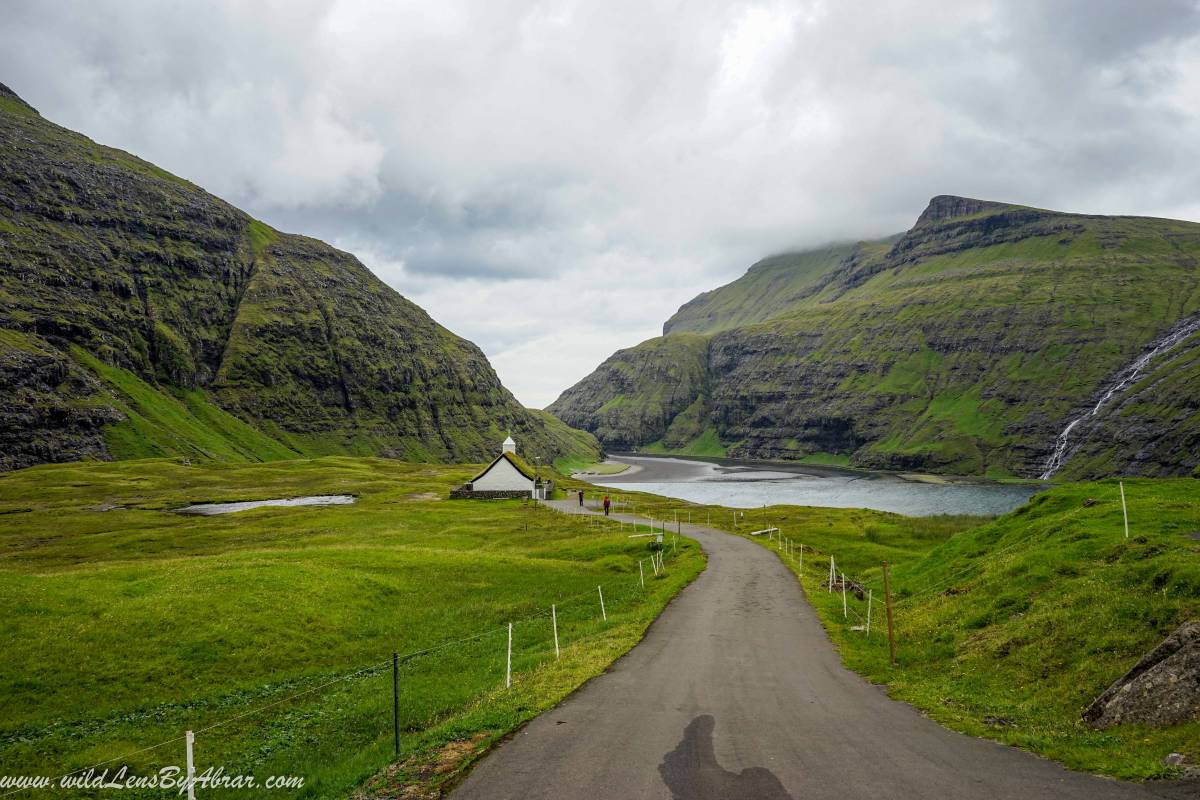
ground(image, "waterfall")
xmin=1039 ymin=314 xmax=1200 ymax=480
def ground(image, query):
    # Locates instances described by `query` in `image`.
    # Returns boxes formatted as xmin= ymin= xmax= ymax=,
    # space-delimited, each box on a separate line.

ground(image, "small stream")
xmin=1040 ymin=314 xmax=1200 ymax=479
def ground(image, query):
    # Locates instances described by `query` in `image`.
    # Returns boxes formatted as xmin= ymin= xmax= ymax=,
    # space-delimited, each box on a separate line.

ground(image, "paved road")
xmin=451 ymin=501 xmax=1192 ymax=800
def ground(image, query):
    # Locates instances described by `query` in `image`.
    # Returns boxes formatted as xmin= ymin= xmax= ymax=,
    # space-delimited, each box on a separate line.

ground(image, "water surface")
xmin=174 ymin=495 xmax=357 ymax=516
xmin=596 ymin=455 xmax=1040 ymax=517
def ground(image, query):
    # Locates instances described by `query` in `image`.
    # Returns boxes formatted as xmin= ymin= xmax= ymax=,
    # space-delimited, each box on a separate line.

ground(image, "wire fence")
xmin=0 ymin=507 xmax=690 ymax=800
xmin=724 ymin=482 xmax=1158 ymax=662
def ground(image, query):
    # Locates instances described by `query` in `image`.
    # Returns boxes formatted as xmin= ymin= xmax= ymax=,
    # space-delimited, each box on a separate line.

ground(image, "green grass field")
xmin=0 ymin=458 xmax=702 ymax=798
xmin=562 ymin=476 xmax=1200 ymax=780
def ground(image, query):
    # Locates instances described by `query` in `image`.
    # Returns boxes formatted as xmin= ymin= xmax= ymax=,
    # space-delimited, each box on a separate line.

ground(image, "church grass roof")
xmin=470 ymin=451 xmax=539 ymax=483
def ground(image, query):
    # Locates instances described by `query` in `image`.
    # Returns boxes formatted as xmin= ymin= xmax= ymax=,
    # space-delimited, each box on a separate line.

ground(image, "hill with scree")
xmin=0 ymin=83 xmax=598 ymax=471
xmin=549 ymin=196 xmax=1200 ymax=479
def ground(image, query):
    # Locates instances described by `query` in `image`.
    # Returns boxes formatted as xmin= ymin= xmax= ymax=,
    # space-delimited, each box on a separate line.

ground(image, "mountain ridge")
xmin=549 ymin=194 xmax=1200 ymax=479
xmin=0 ymin=83 xmax=598 ymax=471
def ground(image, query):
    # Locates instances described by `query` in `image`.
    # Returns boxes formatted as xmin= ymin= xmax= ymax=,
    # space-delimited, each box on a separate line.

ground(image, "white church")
xmin=449 ymin=436 xmax=552 ymax=500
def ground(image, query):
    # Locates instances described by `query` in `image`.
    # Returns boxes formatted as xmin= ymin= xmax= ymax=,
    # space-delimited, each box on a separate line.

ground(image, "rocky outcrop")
xmin=0 ymin=84 xmax=598 ymax=470
xmin=1084 ymin=621 xmax=1200 ymax=728
xmin=0 ymin=333 xmax=121 ymax=471
xmin=549 ymin=196 xmax=1200 ymax=478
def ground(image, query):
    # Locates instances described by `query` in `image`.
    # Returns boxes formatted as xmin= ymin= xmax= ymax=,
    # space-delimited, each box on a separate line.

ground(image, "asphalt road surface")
xmin=450 ymin=501 xmax=1193 ymax=800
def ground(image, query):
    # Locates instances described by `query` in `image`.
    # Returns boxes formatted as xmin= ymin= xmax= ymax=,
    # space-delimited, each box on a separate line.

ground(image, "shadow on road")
xmin=659 ymin=715 xmax=794 ymax=800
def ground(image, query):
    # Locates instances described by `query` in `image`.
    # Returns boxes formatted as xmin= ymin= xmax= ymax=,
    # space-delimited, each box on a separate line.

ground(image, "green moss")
xmin=72 ymin=346 xmax=300 ymax=463
xmin=798 ymin=452 xmax=852 ymax=466
xmin=247 ymin=219 xmax=277 ymax=257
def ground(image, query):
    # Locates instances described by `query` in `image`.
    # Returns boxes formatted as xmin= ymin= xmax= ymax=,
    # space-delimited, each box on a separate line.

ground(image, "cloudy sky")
xmin=3 ymin=1 xmax=1200 ymax=407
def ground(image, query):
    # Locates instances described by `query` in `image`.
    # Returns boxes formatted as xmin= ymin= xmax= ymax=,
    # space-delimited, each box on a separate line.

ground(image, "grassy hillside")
xmin=663 ymin=243 xmax=870 ymax=335
xmin=550 ymin=196 xmax=1200 ymax=478
xmin=547 ymin=333 xmax=711 ymax=451
xmin=0 ymin=457 xmax=701 ymax=798
xmin=0 ymin=81 xmax=599 ymax=470
xmin=604 ymin=478 xmax=1200 ymax=779
xmin=797 ymin=478 xmax=1200 ymax=779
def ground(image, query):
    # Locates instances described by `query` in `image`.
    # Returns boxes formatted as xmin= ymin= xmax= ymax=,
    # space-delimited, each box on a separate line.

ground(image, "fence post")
xmin=672 ymin=534 xmax=677 ymax=553
xmin=798 ymin=543 xmax=803 ymax=575
xmin=392 ymin=652 xmax=400 ymax=756
xmin=841 ymin=572 xmax=847 ymax=618
xmin=828 ymin=556 xmax=835 ymax=593
xmin=552 ymin=604 xmax=560 ymax=659
xmin=598 ymin=586 xmax=607 ymax=622
xmin=185 ymin=730 xmax=196 ymax=800
xmin=866 ymin=590 xmax=872 ymax=636
xmin=1120 ymin=481 xmax=1129 ymax=539
xmin=639 ymin=560 xmax=645 ymax=588
xmin=883 ymin=563 xmax=896 ymax=665
xmin=506 ymin=622 xmax=513 ymax=688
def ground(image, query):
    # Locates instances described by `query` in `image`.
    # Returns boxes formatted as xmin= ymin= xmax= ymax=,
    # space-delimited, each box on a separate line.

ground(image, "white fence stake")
xmin=866 ymin=590 xmax=873 ymax=636
xmin=639 ymin=560 xmax=645 ymax=588
xmin=828 ymin=556 xmax=835 ymax=593
xmin=598 ymin=586 xmax=607 ymax=622
xmin=1120 ymin=481 xmax=1129 ymax=539
xmin=672 ymin=534 xmax=677 ymax=552
xmin=841 ymin=572 xmax=848 ymax=618
xmin=185 ymin=730 xmax=196 ymax=800
xmin=552 ymin=604 xmax=560 ymax=659
xmin=798 ymin=543 xmax=803 ymax=575
xmin=506 ymin=622 xmax=513 ymax=688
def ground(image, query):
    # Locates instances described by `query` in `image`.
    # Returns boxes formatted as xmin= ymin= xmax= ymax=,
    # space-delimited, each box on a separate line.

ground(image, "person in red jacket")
xmin=578 ymin=489 xmax=584 ymax=507
xmin=603 ymin=495 xmax=611 ymax=516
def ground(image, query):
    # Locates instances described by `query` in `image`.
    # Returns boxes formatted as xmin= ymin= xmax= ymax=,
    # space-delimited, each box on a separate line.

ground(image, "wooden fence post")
xmin=1120 ymin=481 xmax=1129 ymax=539
xmin=185 ymin=730 xmax=196 ymax=800
xmin=883 ymin=563 xmax=896 ymax=665
xmin=553 ymin=604 xmax=560 ymax=659
xmin=392 ymin=652 xmax=400 ymax=755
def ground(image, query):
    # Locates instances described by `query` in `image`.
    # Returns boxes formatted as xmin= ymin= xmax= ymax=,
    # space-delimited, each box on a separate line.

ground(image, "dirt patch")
xmin=353 ymin=732 xmax=492 ymax=799
xmin=406 ymin=492 xmax=442 ymax=502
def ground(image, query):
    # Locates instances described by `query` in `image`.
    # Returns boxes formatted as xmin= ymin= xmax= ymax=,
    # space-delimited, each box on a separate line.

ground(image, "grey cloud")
xmin=2 ymin=0 xmax=1198 ymax=406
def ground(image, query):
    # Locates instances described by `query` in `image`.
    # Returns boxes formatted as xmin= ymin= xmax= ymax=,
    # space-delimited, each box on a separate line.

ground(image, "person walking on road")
xmin=578 ymin=489 xmax=584 ymax=507
xmin=603 ymin=495 xmax=611 ymax=516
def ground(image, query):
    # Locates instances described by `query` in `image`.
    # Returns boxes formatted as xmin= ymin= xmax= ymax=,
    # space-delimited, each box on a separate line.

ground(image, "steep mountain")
xmin=549 ymin=196 xmax=1200 ymax=479
xmin=663 ymin=239 xmax=896 ymax=335
xmin=0 ymin=83 xmax=598 ymax=471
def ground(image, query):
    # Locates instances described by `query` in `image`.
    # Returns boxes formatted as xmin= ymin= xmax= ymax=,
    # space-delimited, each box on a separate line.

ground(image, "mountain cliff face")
xmin=549 ymin=195 xmax=1200 ymax=479
xmin=0 ymin=83 xmax=597 ymax=471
